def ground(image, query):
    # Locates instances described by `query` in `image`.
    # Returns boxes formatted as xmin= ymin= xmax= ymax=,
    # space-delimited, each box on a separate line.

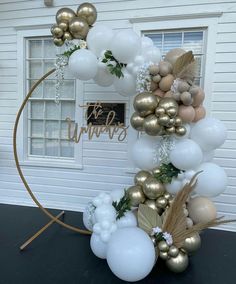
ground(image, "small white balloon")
xmin=170 ymin=139 xmax=203 ymax=170
xmin=100 ymin=231 xmax=111 ymax=242
xmin=68 ymin=49 xmax=98 ymax=80
xmin=95 ymin=204 xmax=116 ymax=223
xmin=131 ymin=135 xmax=161 ymax=170
xmin=143 ymin=46 xmax=161 ymax=64
xmin=116 ymin=211 xmax=137 ymax=228
xmin=141 ymin=36 xmax=154 ymax=49
xmin=166 ymin=178 xmax=183 ymax=195
xmin=110 ymin=30 xmax=141 ymax=63
xmin=90 ymin=233 xmax=108 ymax=259
xmin=113 ymin=68 xmax=136 ymax=97
xmin=107 ymin=227 xmax=156 ymax=282
xmin=190 ymin=117 xmax=227 ymax=151
xmin=194 ymin=163 xmax=227 ymax=197
xmin=93 ymin=62 xmax=115 ymax=87
xmin=87 ymin=24 xmax=114 ymax=57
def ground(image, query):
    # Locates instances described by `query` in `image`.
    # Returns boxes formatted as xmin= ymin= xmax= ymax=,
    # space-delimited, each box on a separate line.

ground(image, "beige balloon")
xmin=133 ymin=92 xmax=158 ymax=117
xmin=166 ymin=251 xmax=189 ymax=273
xmin=77 ymin=2 xmax=97 ymax=26
xmin=127 ymin=185 xmax=145 ymax=207
xmin=130 ymin=112 xmax=145 ymax=131
xmin=187 ymin=196 xmax=217 ymax=223
xmin=143 ymin=177 xmax=165 ymax=199
xmin=159 ymin=74 xmax=175 ymax=92
xmin=56 ymin=7 xmax=76 ymax=24
xmin=182 ymin=233 xmax=201 ymax=254
xmin=69 ymin=17 xmax=89 ymax=39
xmin=178 ymin=105 xmax=195 ymax=123
xmin=134 ymin=170 xmax=151 ymax=186
xmin=143 ymin=114 xmax=162 ymax=136
xmin=164 ymin=48 xmax=186 ymax=66
xmin=159 ymin=61 xmax=173 ymax=77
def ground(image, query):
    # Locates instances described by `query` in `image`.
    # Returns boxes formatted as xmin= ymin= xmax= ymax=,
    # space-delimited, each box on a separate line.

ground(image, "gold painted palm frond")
xmin=173 ymin=51 xmax=197 ymax=80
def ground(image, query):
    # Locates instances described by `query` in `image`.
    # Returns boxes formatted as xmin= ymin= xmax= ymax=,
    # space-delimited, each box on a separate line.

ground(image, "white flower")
xmin=151 ymin=226 xmax=162 ymax=236
xmin=163 ymin=232 xmax=173 ymax=246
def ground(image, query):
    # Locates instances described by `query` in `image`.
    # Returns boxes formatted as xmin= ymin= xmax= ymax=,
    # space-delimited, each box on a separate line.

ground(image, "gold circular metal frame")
xmin=13 ymin=68 xmax=91 ymax=235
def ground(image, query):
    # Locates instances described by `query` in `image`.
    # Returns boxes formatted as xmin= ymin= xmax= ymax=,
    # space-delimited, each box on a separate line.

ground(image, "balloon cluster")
xmin=51 ymin=3 xmax=97 ymax=46
xmin=131 ymin=93 xmax=186 ymax=136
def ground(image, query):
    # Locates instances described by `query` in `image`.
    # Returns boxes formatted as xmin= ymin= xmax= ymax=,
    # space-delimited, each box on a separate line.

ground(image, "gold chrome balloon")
xmin=156 ymin=196 xmax=168 ymax=209
xmin=56 ymin=7 xmax=76 ymax=24
xmin=63 ymin=31 xmax=73 ymax=41
xmin=51 ymin=26 xmax=64 ymax=38
xmin=50 ymin=24 xmax=57 ymax=35
xmin=69 ymin=17 xmax=89 ymax=39
xmin=168 ymin=246 xmax=179 ymax=258
xmin=158 ymin=240 xmax=169 ymax=252
xmin=58 ymin=21 xmax=68 ymax=32
xmin=174 ymin=116 xmax=183 ymax=127
xmin=158 ymin=114 xmax=170 ymax=126
xmin=155 ymin=106 xmax=165 ymax=117
xmin=144 ymin=199 xmax=158 ymax=211
xmin=127 ymin=185 xmax=145 ymax=207
xmin=166 ymin=251 xmax=189 ymax=273
xmin=77 ymin=2 xmax=97 ymax=26
xmin=134 ymin=170 xmax=151 ymax=186
xmin=143 ymin=177 xmax=165 ymax=200
xmin=53 ymin=38 xmax=64 ymax=46
xmin=130 ymin=112 xmax=145 ymax=131
xmin=159 ymin=251 xmax=169 ymax=260
xmin=159 ymin=97 xmax=178 ymax=110
xmin=133 ymin=92 xmax=158 ymax=117
xmin=143 ymin=114 xmax=162 ymax=136
xmin=165 ymin=126 xmax=176 ymax=134
xmin=166 ymin=107 xmax=178 ymax=118
xmin=175 ymin=126 xmax=187 ymax=136
xmin=152 ymin=167 xmax=161 ymax=176
xmin=182 ymin=233 xmax=201 ymax=254
xmin=163 ymin=192 xmax=172 ymax=200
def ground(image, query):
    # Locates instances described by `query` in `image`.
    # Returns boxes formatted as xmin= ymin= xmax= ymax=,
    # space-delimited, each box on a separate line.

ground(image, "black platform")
xmin=0 ymin=204 xmax=236 ymax=284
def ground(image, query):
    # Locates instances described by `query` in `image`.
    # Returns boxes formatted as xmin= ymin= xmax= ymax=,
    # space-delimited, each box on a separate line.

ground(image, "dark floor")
xmin=0 ymin=204 xmax=236 ymax=284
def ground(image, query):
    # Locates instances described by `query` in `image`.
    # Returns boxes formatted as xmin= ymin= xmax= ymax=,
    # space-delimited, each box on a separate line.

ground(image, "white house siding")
xmin=0 ymin=0 xmax=235 ymax=231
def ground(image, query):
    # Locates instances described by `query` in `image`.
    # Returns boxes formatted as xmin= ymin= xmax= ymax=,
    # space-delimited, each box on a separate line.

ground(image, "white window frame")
xmin=17 ymin=28 xmax=83 ymax=169
xmin=126 ymin=12 xmax=222 ymax=173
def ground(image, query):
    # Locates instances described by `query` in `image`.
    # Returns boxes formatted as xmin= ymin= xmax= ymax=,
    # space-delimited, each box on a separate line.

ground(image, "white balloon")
xmin=107 ymin=227 xmax=155 ymax=282
xmin=110 ymin=30 xmax=141 ymax=63
xmin=90 ymin=233 xmax=108 ymax=259
xmin=202 ymin=150 xmax=215 ymax=162
xmin=126 ymin=62 xmax=134 ymax=73
xmin=134 ymin=55 xmax=145 ymax=66
xmin=131 ymin=135 xmax=161 ymax=170
xmin=113 ymin=68 xmax=136 ymax=96
xmin=194 ymin=163 xmax=227 ymax=197
xmin=170 ymin=139 xmax=203 ymax=170
xmin=87 ymin=24 xmax=114 ymax=57
xmin=95 ymin=204 xmax=116 ymax=223
xmin=116 ymin=211 xmax=137 ymax=228
xmin=141 ymin=36 xmax=154 ymax=49
xmin=143 ymin=46 xmax=161 ymax=63
xmin=190 ymin=117 xmax=227 ymax=151
xmin=68 ymin=49 xmax=98 ymax=80
xmin=166 ymin=179 xmax=183 ymax=195
xmin=93 ymin=62 xmax=115 ymax=86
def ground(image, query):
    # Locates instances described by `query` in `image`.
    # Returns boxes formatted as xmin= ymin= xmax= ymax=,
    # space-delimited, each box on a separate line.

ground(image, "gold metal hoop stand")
xmin=13 ymin=68 xmax=91 ymax=249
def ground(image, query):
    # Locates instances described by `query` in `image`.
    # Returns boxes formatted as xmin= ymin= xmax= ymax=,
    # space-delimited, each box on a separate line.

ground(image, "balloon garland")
xmin=17 ymin=2 xmax=234 ymax=282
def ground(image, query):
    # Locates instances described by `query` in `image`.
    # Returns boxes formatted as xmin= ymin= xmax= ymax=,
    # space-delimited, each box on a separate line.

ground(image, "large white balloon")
xmin=113 ymin=68 xmax=136 ymax=96
xmin=107 ymin=227 xmax=155 ymax=282
xmin=166 ymin=178 xmax=183 ymax=195
xmin=90 ymin=233 xmax=108 ymax=259
xmin=170 ymin=139 xmax=203 ymax=170
xmin=143 ymin=46 xmax=161 ymax=64
xmin=116 ymin=211 xmax=137 ymax=228
xmin=141 ymin=36 xmax=154 ymax=49
xmin=110 ymin=30 xmax=141 ymax=63
xmin=194 ymin=162 xmax=227 ymax=197
xmin=93 ymin=62 xmax=115 ymax=86
xmin=190 ymin=117 xmax=227 ymax=151
xmin=131 ymin=135 xmax=161 ymax=170
xmin=68 ymin=49 xmax=98 ymax=80
xmin=87 ymin=24 xmax=114 ymax=57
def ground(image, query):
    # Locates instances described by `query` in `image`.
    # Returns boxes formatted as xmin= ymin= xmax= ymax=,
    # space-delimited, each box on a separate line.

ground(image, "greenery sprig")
xmin=153 ymin=163 xmax=183 ymax=184
xmin=112 ymin=190 xmax=131 ymax=220
xmin=63 ymin=45 xmax=81 ymax=58
xmin=101 ymin=50 xmax=127 ymax=78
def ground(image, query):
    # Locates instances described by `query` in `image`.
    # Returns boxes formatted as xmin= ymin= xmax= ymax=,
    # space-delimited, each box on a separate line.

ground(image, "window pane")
xmin=31 ymin=120 xmax=44 ymax=137
xmin=61 ymin=81 xmax=75 ymax=99
xmin=44 ymin=39 xmax=56 ymax=58
xmin=44 ymin=80 xmax=56 ymax=98
xmin=163 ymin=33 xmax=182 ymax=54
xmin=31 ymin=102 xmax=44 ymax=119
xmin=61 ymin=140 xmax=74 ymax=158
xmin=61 ymin=121 xmax=71 ymax=139
xmin=44 ymin=60 xmax=55 ymax=73
xmin=31 ymin=138 xmax=44 ymax=155
xmin=29 ymin=61 xmax=42 ymax=78
xmin=29 ymin=40 xmax=42 ymax=58
xmin=61 ymin=101 xmax=75 ymax=120
xmin=183 ymin=32 xmax=203 ymax=53
xmin=45 ymin=139 xmax=59 ymax=156
xmin=146 ymin=34 xmax=162 ymax=50
xmin=45 ymin=121 xmax=59 ymax=138
xmin=45 ymin=101 xmax=60 ymax=120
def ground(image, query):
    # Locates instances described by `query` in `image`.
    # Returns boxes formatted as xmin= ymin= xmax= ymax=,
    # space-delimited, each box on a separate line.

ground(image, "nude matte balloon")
xmin=193 ymin=106 xmax=206 ymax=122
xmin=178 ymin=105 xmax=195 ymax=123
xmin=187 ymin=196 xmax=217 ymax=224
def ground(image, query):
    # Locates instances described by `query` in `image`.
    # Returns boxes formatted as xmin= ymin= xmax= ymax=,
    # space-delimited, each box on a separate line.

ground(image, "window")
xmin=145 ymin=30 xmax=205 ymax=86
xmin=26 ymin=37 xmax=76 ymax=159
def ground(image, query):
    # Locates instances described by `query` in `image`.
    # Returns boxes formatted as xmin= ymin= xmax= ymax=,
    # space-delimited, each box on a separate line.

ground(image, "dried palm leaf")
xmin=177 ymin=60 xmax=198 ymax=81
xmin=173 ymin=51 xmax=194 ymax=76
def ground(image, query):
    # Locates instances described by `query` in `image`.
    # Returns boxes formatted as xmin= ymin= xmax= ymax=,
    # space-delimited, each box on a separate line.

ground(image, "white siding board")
xmin=0 ymin=0 xmax=235 ymax=231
